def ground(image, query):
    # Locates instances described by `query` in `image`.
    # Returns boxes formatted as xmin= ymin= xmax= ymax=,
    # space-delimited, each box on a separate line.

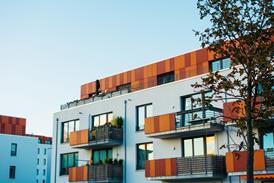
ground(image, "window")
xmin=92 ymin=149 xmax=112 ymax=164
xmin=92 ymin=112 xmax=113 ymax=127
xmin=210 ymin=57 xmax=231 ymax=72
xmin=43 ymin=169 xmax=46 ymax=176
xmin=45 ymin=140 xmax=51 ymax=144
xmin=181 ymin=92 xmax=212 ymax=126
xmin=136 ymin=142 xmax=153 ymax=170
xmin=11 ymin=143 xmax=17 ymax=156
xmin=60 ymin=152 xmax=78 ymax=175
xmin=38 ymin=148 xmax=40 ymax=154
xmin=36 ymin=169 xmax=39 ymax=175
xmin=61 ymin=119 xmax=79 ymax=143
xmin=183 ymin=136 xmax=215 ymax=157
xmin=157 ymin=71 xmax=175 ymax=85
xmin=43 ymin=180 xmax=45 ymax=183
xmin=263 ymin=132 xmax=274 ymax=154
xmin=37 ymin=159 xmax=39 ymax=165
xmin=44 ymin=149 xmax=46 ymax=155
xmin=9 ymin=166 xmax=16 ymax=179
xmin=43 ymin=159 xmax=46 ymax=165
xmin=136 ymin=104 xmax=153 ymax=131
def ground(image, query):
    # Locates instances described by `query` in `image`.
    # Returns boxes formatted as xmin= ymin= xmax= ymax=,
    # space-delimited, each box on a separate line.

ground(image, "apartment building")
xmin=51 ymin=47 xmax=274 ymax=183
xmin=0 ymin=115 xmax=52 ymax=183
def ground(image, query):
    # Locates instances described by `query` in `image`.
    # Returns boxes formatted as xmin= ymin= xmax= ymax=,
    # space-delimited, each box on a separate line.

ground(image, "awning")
xmin=240 ymin=174 xmax=274 ymax=180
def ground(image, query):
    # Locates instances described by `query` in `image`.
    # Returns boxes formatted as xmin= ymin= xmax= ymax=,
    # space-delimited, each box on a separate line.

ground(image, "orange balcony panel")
xmin=240 ymin=174 xmax=274 ymax=180
xmin=223 ymin=101 xmax=245 ymax=122
xmin=145 ymin=158 xmax=176 ymax=178
xmin=69 ymin=166 xmax=88 ymax=182
xmin=69 ymin=129 xmax=89 ymax=146
xmin=144 ymin=113 xmax=175 ymax=135
xmin=226 ymin=150 xmax=266 ymax=173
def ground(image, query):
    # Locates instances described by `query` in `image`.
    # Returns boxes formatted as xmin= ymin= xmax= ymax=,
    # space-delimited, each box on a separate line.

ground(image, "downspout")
xmin=54 ymin=118 xmax=59 ymax=183
xmin=124 ymin=100 xmax=127 ymax=183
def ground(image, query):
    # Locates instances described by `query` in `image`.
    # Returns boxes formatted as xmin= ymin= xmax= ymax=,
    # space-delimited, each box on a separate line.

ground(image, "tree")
xmin=193 ymin=0 xmax=273 ymax=182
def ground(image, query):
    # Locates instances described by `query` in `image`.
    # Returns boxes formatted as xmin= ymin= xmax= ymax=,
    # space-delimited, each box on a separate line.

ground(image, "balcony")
xmin=145 ymin=155 xmax=226 ymax=181
xmin=226 ymin=149 xmax=274 ymax=177
xmin=70 ymin=126 xmax=123 ymax=149
xmin=69 ymin=164 xmax=123 ymax=182
xmin=144 ymin=106 xmax=224 ymax=139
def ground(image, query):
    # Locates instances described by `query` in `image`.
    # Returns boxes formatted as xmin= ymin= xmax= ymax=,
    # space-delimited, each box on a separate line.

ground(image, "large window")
xmin=11 ymin=143 xmax=17 ymax=156
xmin=210 ymin=57 xmax=231 ymax=72
xmin=61 ymin=119 xmax=79 ymax=143
xmin=60 ymin=152 xmax=78 ymax=175
xmin=136 ymin=104 xmax=153 ymax=131
xmin=9 ymin=166 xmax=16 ymax=179
xmin=92 ymin=112 xmax=113 ymax=127
xmin=157 ymin=71 xmax=175 ymax=85
xmin=183 ymin=136 xmax=215 ymax=157
xmin=136 ymin=142 xmax=153 ymax=170
xmin=92 ymin=149 xmax=112 ymax=164
xmin=181 ymin=92 xmax=212 ymax=126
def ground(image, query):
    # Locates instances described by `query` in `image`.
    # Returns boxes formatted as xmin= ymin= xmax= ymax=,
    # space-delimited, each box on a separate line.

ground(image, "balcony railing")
xmin=145 ymin=106 xmax=224 ymax=138
xmin=145 ymin=155 xmax=226 ymax=181
xmin=61 ymin=88 xmax=130 ymax=110
xmin=226 ymin=149 xmax=274 ymax=176
xmin=69 ymin=164 xmax=123 ymax=182
xmin=70 ymin=126 xmax=123 ymax=149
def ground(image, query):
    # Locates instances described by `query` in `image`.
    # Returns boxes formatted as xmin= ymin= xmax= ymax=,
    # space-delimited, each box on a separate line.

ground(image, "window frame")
xmin=182 ymin=136 xmax=215 ymax=157
xmin=136 ymin=142 xmax=153 ymax=170
xmin=61 ymin=119 xmax=79 ymax=143
xmin=92 ymin=148 xmax=112 ymax=164
xmin=136 ymin=103 xmax=153 ymax=131
xmin=60 ymin=152 xmax=78 ymax=176
xmin=157 ymin=71 xmax=175 ymax=85
xmin=11 ymin=143 xmax=17 ymax=156
xmin=9 ymin=166 xmax=16 ymax=179
xmin=92 ymin=112 xmax=113 ymax=128
xmin=209 ymin=57 xmax=231 ymax=72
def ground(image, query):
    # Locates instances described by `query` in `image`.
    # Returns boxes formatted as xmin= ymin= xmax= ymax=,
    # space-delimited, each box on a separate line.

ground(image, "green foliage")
xmin=117 ymin=117 xmax=123 ymax=127
xmin=111 ymin=117 xmax=118 ymax=127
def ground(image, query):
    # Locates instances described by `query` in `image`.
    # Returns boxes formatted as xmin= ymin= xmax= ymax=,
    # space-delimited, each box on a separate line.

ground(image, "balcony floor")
xmin=146 ymin=122 xmax=224 ymax=139
xmin=70 ymin=139 xmax=123 ymax=150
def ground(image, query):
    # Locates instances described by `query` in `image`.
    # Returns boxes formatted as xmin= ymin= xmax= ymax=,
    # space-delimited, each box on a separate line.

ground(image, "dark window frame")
xmin=92 ymin=112 xmax=113 ymax=128
xmin=9 ymin=166 xmax=16 ymax=179
xmin=60 ymin=152 xmax=78 ymax=176
xmin=136 ymin=103 xmax=153 ymax=131
xmin=136 ymin=142 xmax=153 ymax=170
xmin=182 ymin=135 xmax=215 ymax=157
xmin=61 ymin=119 xmax=79 ymax=143
xmin=157 ymin=71 xmax=175 ymax=85
xmin=92 ymin=148 xmax=112 ymax=164
xmin=209 ymin=57 xmax=231 ymax=72
xmin=11 ymin=143 xmax=17 ymax=156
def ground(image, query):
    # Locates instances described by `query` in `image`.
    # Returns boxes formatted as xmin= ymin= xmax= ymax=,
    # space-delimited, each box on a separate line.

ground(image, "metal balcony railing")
xmin=89 ymin=164 xmax=123 ymax=182
xmin=89 ymin=125 xmax=123 ymax=143
xmin=175 ymin=106 xmax=223 ymax=128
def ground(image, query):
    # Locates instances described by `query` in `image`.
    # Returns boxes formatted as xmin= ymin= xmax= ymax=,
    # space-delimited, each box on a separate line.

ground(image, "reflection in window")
xmin=263 ymin=132 xmax=274 ymax=152
xmin=92 ymin=112 xmax=113 ymax=127
xmin=183 ymin=136 xmax=215 ymax=157
xmin=92 ymin=149 xmax=112 ymax=164
xmin=210 ymin=57 xmax=231 ymax=72
xmin=157 ymin=71 xmax=175 ymax=85
xmin=137 ymin=142 xmax=153 ymax=169
xmin=61 ymin=119 xmax=79 ymax=143
xmin=136 ymin=104 xmax=153 ymax=131
xmin=60 ymin=152 xmax=78 ymax=175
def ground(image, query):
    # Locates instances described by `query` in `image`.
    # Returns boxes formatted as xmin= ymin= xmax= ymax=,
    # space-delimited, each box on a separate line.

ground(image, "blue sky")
xmin=0 ymin=1 xmax=208 ymax=136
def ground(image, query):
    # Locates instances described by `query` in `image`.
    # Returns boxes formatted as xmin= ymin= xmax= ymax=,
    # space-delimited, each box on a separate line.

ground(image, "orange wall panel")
xmin=80 ymin=48 xmax=216 ymax=99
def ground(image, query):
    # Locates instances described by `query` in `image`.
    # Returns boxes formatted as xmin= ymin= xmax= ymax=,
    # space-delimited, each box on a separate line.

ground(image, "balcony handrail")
xmin=60 ymin=88 xmax=130 ymax=110
xmin=175 ymin=106 xmax=223 ymax=116
xmin=89 ymin=125 xmax=123 ymax=142
xmin=88 ymin=164 xmax=123 ymax=181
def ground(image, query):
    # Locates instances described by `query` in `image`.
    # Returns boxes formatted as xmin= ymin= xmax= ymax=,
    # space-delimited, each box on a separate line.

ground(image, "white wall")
xmin=51 ymin=69 xmax=255 ymax=183
xmin=0 ymin=134 xmax=37 ymax=183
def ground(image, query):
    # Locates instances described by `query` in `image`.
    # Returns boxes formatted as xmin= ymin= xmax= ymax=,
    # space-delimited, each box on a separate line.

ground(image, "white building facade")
xmin=51 ymin=48 xmax=274 ymax=183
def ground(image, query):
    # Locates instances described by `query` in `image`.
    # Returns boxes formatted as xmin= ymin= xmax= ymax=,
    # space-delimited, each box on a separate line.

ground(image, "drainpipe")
xmin=124 ymin=100 xmax=127 ymax=183
xmin=54 ymin=118 xmax=59 ymax=183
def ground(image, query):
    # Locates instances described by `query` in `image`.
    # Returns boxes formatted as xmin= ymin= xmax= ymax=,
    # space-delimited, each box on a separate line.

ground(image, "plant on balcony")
xmin=111 ymin=116 xmax=123 ymax=128
xmin=193 ymin=1 xmax=273 ymax=182
xmin=118 ymin=159 xmax=123 ymax=165
xmin=113 ymin=159 xmax=118 ymax=165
